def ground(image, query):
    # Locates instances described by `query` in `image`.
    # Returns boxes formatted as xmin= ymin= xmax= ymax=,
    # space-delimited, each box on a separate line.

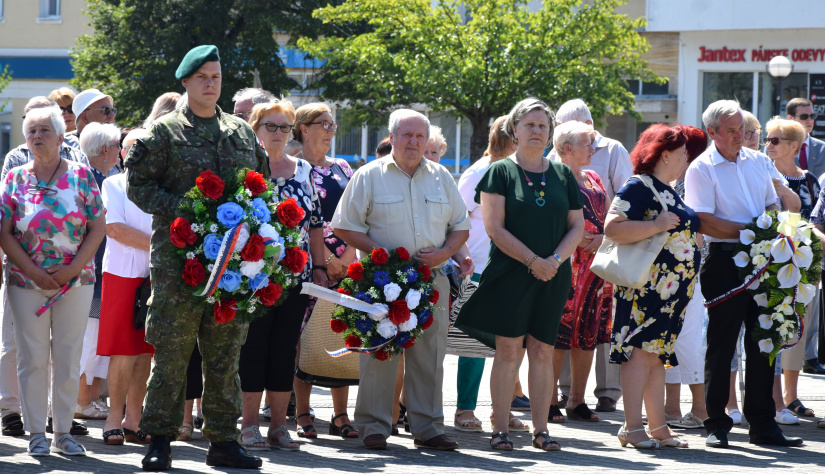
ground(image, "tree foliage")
xmin=70 ymin=0 xmax=348 ymax=127
xmin=298 ymin=0 xmax=659 ymax=161
xmin=0 ymin=65 xmax=11 ymax=112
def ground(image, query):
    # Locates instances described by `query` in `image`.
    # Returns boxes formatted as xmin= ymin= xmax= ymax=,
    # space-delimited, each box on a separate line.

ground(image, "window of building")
xmin=625 ymin=79 xmax=670 ymax=97
xmin=38 ymin=0 xmax=61 ymax=22
xmin=702 ymin=71 xmax=809 ymax=128
xmin=757 ymin=72 xmax=808 ymax=121
xmin=702 ymin=72 xmax=753 ymax=117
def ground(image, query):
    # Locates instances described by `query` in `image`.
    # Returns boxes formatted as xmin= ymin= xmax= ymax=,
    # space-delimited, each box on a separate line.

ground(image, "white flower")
xmin=367 ymin=287 xmax=380 ymax=298
xmin=210 ymin=223 xmax=219 ymax=233
xmin=233 ymin=225 xmax=250 ymax=254
xmin=399 ymin=316 xmax=418 ymax=332
xmin=777 ymin=296 xmax=794 ymax=315
xmin=756 ymin=213 xmax=773 ymax=229
xmin=405 ymin=289 xmax=422 ymax=310
xmin=610 ymin=199 xmax=631 ymax=217
xmin=758 ymin=338 xmax=774 ymax=353
xmin=248 ymin=306 xmax=256 ymax=313
xmin=376 ymin=318 xmax=398 ymax=339
xmin=369 ymin=303 xmax=389 ymax=321
xmin=656 ymin=273 xmax=679 ymax=299
xmin=383 ymin=283 xmax=402 ymax=302
xmin=240 ymin=259 xmax=266 ymax=278
xmin=186 ymin=251 xmax=196 ymax=259
xmin=207 ymin=264 xmax=215 ymax=272
xmin=752 ymin=254 xmax=768 ymax=269
xmin=777 ymin=263 xmax=801 ymax=288
xmin=739 ymin=229 xmax=756 ymax=245
xmin=771 ymin=312 xmax=786 ymax=323
xmin=206 ymin=296 xmax=216 ymax=303
xmin=791 ymin=245 xmax=813 ymax=269
xmin=747 ymin=277 xmax=761 ymax=290
xmin=770 ymin=237 xmax=793 ymax=263
xmin=733 ymin=251 xmax=750 ymax=268
xmin=796 ymin=283 xmax=817 ymax=305
xmin=753 ymin=293 xmax=769 ymax=307
xmin=758 ymin=313 xmax=774 ymax=329
xmin=259 ymin=223 xmax=278 ymax=241
xmin=658 ymin=190 xmax=676 ymax=206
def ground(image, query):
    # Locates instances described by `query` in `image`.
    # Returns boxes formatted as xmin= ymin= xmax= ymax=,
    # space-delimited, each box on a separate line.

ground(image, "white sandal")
xmin=28 ymin=433 xmax=50 ymax=457
xmin=726 ymin=408 xmax=742 ymax=425
xmin=51 ymin=434 xmax=87 ymax=456
xmin=647 ymin=424 xmax=689 ymax=448
xmin=267 ymin=425 xmax=300 ymax=451
xmin=775 ymin=409 xmax=800 ymax=425
xmin=453 ymin=409 xmax=483 ymax=432
xmin=239 ymin=425 xmax=270 ymax=451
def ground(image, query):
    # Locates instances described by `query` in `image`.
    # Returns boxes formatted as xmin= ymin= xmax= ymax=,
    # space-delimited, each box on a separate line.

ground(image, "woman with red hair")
xmin=603 ymin=124 xmax=700 ymax=449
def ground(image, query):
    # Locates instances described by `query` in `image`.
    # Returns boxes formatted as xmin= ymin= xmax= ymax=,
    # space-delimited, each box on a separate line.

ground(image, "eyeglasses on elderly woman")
xmin=261 ymin=122 xmax=294 ymax=133
xmin=763 ymin=137 xmax=792 ymax=146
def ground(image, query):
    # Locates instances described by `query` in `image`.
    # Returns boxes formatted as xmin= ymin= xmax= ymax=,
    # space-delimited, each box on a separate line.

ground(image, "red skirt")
xmin=97 ymin=272 xmax=154 ymax=356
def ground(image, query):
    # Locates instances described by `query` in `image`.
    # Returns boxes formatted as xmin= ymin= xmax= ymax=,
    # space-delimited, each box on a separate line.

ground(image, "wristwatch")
xmin=552 ymin=253 xmax=562 ymax=263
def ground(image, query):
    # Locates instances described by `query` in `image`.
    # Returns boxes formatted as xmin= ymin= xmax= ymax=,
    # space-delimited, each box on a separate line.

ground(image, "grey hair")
xmin=702 ymin=99 xmax=742 ymax=131
xmin=741 ymin=110 xmax=760 ymax=130
xmin=553 ymin=121 xmax=593 ymax=155
xmin=555 ymin=98 xmax=592 ymax=124
xmin=22 ymin=105 xmax=65 ymax=136
xmin=80 ymin=122 xmax=121 ymax=157
xmin=232 ymin=87 xmax=275 ymax=105
xmin=24 ymin=96 xmax=55 ymax=114
xmin=388 ymin=109 xmax=430 ymax=137
xmin=122 ymin=128 xmax=149 ymax=155
xmin=502 ymin=98 xmax=554 ymax=142
xmin=428 ymin=125 xmax=447 ymax=155
xmin=143 ymin=92 xmax=182 ymax=128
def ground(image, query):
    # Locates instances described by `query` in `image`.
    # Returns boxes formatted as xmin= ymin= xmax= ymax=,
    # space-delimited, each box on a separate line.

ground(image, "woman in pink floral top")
xmin=0 ymin=106 xmax=105 ymax=456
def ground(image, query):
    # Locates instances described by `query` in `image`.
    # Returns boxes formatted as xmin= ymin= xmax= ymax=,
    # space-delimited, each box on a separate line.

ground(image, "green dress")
xmin=454 ymin=157 xmax=584 ymax=347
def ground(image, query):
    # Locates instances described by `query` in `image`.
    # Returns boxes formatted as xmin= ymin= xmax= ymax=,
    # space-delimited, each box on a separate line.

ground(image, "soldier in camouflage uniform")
xmin=124 ymin=45 xmax=268 ymax=471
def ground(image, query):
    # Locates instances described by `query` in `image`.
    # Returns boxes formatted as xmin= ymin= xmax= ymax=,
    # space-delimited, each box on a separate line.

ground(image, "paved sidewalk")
xmin=1 ymin=355 xmax=823 ymax=473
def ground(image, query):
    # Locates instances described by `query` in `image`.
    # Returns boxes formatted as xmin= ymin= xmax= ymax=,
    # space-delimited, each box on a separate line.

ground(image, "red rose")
xmin=388 ymin=300 xmax=411 ymax=325
xmin=345 ymin=334 xmax=362 ymax=348
xmin=402 ymin=337 xmax=416 ymax=349
xmin=330 ymin=318 xmax=347 ymax=333
xmin=240 ymin=234 xmax=265 ymax=262
xmin=337 ymin=288 xmax=351 ymax=296
xmin=370 ymin=248 xmax=389 ymax=266
xmin=281 ymin=247 xmax=309 ymax=274
xmin=170 ymin=217 xmax=197 ymax=248
xmin=347 ymin=262 xmax=364 ymax=280
xmin=421 ymin=316 xmax=434 ymax=329
xmin=417 ymin=265 xmax=431 ymax=282
xmin=214 ymin=298 xmax=237 ymax=324
xmin=196 ymin=170 xmax=225 ymax=200
xmin=429 ymin=289 xmax=439 ymax=304
xmin=244 ymin=170 xmax=268 ymax=197
xmin=276 ymin=198 xmax=305 ymax=228
xmin=182 ymin=258 xmax=206 ymax=286
xmin=395 ymin=247 xmax=410 ymax=261
xmin=257 ymin=282 xmax=283 ymax=306
xmin=375 ymin=349 xmax=391 ymax=361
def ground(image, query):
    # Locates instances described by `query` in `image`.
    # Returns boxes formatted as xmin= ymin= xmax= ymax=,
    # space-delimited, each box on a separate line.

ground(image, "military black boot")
xmin=206 ymin=440 xmax=262 ymax=469
xmin=142 ymin=435 xmax=173 ymax=471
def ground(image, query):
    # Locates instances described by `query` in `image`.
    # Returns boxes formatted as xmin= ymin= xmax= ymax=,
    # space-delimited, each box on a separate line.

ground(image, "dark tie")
xmin=800 ymin=142 xmax=809 ymax=170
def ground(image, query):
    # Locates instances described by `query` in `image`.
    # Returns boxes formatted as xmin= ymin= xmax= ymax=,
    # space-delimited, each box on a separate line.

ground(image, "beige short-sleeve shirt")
xmin=332 ymin=156 xmax=470 ymax=260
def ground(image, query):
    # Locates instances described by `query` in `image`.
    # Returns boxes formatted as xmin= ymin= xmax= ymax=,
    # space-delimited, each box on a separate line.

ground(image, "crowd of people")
xmin=0 ymin=44 xmax=824 ymax=470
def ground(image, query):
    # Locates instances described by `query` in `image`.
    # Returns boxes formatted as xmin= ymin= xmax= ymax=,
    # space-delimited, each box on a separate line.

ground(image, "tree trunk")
xmin=468 ymin=115 xmax=493 ymax=164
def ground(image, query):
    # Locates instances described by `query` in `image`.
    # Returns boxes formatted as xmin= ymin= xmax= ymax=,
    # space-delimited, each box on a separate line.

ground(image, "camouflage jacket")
xmin=125 ymin=104 xmax=269 ymax=278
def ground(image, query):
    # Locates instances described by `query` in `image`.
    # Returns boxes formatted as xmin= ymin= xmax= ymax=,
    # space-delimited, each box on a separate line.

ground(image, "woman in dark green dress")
xmin=455 ymin=98 xmax=584 ymax=452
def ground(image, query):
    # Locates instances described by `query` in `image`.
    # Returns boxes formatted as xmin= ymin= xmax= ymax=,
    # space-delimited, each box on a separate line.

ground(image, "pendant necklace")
xmin=516 ymin=156 xmax=547 ymax=207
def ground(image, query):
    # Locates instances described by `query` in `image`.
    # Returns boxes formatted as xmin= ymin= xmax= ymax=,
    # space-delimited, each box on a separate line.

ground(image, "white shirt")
xmin=101 ymin=174 xmax=153 ymax=278
xmin=684 ymin=146 xmax=778 ymax=243
xmin=456 ymin=158 xmax=492 ymax=273
xmin=548 ymin=131 xmax=632 ymax=202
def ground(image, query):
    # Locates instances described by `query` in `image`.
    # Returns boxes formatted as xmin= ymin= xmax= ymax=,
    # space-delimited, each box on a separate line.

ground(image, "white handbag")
xmin=589 ymin=176 xmax=669 ymax=289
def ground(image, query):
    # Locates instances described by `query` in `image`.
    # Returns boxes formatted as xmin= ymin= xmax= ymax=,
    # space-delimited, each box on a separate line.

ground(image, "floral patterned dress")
xmin=556 ymin=170 xmax=613 ymax=351
xmin=309 ymin=158 xmax=354 ymax=259
xmin=608 ymin=174 xmax=700 ymax=367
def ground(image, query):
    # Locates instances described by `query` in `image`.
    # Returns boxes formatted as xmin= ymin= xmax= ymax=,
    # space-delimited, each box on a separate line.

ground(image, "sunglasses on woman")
xmin=261 ymin=123 xmax=294 ymax=133
xmin=763 ymin=137 xmax=792 ymax=146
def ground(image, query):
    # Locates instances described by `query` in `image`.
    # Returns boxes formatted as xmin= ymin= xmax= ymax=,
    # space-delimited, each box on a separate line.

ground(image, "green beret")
xmin=175 ymin=45 xmax=220 ymax=80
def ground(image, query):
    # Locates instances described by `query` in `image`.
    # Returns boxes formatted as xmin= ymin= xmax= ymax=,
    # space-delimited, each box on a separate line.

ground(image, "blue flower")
xmin=373 ymin=271 xmax=390 ymax=286
xmin=403 ymin=266 xmax=418 ymax=283
xmin=216 ymin=202 xmax=246 ymax=227
xmin=370 ymin=335 xmax=387 ymax=347
xmin=355 ymin=318 xmax=373 ymax=333
xmin=355 ymin=291 xmax=373 ymax=304
xmin=420 ymin=286 xmax=431 ymax=298
xmin=249 ymin=273 xmax=270 ymax=290
xmin=202 ymin=233 xmax=223 ymax=261
xmin=218 ymin=269 xmax=243 ymax=292
xmin=251 ymin=198 xmax=271 ymax=223
xmin=417 ymin=310 xmax=432 ymax=325
xmin=396 ymin=332 xmax=410 ymax=346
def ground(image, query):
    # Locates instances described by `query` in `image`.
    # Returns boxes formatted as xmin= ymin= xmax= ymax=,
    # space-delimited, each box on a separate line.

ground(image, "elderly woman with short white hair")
xmin=424 ymin=125 xmax=448 ymax=163
xmin=0 ymin=106 xmax=105 ymax=456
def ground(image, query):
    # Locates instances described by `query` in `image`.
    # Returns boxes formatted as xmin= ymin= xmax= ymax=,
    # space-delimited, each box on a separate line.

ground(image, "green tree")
xmin=0 ymin=65 xmax=11 ymax=112
xmin=71 ymin=0 xmax=350 ymax=126
xmin=298 ymin=0 xmax=658 ymax=161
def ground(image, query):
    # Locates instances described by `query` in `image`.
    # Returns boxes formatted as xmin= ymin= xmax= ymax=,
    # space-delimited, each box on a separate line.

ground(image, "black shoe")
xmin=206 ymin=440 xmax=262 ymax=469
xmin=706 ymin=428 xmax=729 ymax=448
xmin=802 ymin=358 xmax=825 ymax=375
xmin=142 ymin=435 xmax=173 ymax=471
xmin=1 ymin=412 xmax=25 ymax=436
xmin=194 ymin=413 xmax=204 ymax=430
xmin=749 ymin=428 xmax=804 ymax=447
xmin=46 ymin=417 xmax=88 ymax=436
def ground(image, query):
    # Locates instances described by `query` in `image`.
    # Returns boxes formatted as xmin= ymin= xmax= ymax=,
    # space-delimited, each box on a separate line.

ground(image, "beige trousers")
xmin=781 ymin=288 xmax=820 ymax=371
xmin=354 ymin=271 xmax=449 ymax=440
xmin=9 ymin=285 xmax=93 ymax=434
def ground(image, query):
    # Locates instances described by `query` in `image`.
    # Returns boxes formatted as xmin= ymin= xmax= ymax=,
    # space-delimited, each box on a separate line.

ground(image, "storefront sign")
xmin=699 ymin=46 xmax=825 ymax=63
xmin=811 ymin=74 xmax=825 ymax=140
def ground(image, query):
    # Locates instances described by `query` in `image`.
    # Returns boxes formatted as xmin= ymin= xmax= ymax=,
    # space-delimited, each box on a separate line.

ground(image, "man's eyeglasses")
xmin=261 ymin=123 xmax=294 ymax=133
xmin=59 ymin=106 xmax=73 ymax=115
xmin=87 ymin=106 xmax=117 ymax=116
xmin=309 ymin=120 xmax=338 ymax=131
xmin=795 ymin=114 xmax=818 ymax=121
xmin=26 ymin=185 xmax=58 ymax=197
xmin=744 ymin=129 xmax=761 ymax=140
xmin=764 ymin=137 xmax=793 ymax=146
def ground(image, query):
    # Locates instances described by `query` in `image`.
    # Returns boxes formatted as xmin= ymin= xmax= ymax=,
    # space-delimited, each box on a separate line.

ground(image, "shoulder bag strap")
xmin=636 ymin=174 xmax=667 ymax=213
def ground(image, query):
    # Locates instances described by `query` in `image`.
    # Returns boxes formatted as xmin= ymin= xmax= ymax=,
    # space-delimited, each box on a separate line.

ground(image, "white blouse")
xmin=101 ymin=174 xmax=153 ymax=278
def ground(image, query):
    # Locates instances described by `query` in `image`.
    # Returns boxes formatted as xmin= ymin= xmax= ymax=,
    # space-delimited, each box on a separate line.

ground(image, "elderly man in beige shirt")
xmin=333 ymin=109 xmax=470 ymax=451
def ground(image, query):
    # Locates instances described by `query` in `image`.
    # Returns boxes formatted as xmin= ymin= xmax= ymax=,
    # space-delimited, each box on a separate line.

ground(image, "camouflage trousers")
xmin=141 ymin=284 xmax=247 ymax=441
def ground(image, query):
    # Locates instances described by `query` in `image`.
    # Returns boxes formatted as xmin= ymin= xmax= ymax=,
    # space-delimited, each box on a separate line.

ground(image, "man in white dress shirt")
xmin=685 ymin=100 xmax=802 ymax=448
xmin=548 ymin=99 xmax=632 ymax=413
